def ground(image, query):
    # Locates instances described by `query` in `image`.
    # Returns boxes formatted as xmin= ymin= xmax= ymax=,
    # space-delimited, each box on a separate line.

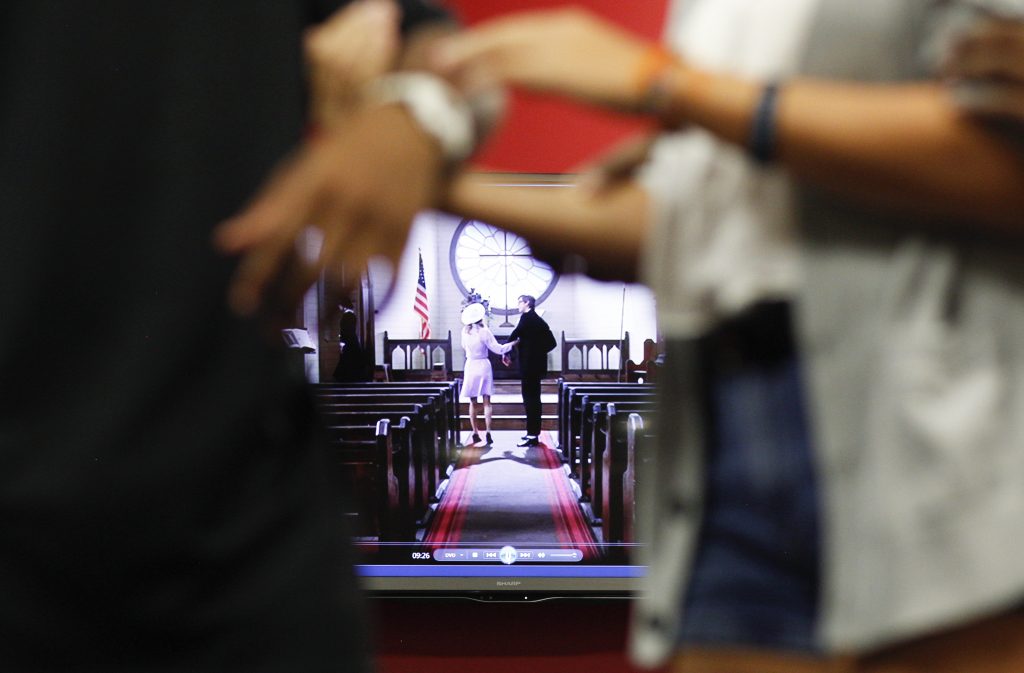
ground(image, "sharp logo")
xmin=495 ymin=580 xmax=522 ymax=587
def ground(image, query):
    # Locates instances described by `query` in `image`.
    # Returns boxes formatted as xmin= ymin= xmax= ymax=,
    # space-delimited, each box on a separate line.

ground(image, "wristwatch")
xmin=368 ymin=72 xmax=476 ymax=163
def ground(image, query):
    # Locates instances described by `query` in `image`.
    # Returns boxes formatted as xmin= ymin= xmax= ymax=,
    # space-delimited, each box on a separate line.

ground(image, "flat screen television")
xmin=337 ymin=175 xmax=657 ymax=601
xmin=353 ymin=412 xmax=649 ymax=600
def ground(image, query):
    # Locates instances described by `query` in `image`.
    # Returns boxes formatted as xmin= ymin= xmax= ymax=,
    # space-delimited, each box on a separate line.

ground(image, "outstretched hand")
xmin=214 ymin=104 xmax=444 ymax=318
xmin=432 ymin=7 xmax=655 ymax=113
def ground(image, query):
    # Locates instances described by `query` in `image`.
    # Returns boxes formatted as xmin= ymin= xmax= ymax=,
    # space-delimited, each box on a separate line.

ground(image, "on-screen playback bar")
xmin=432 ymin=546 xmax=582 ymax=564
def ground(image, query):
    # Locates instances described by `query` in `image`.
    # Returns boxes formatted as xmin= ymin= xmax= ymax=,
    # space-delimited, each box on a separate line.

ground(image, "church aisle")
xmin=422 ymin=430 xmax=599 ymax=558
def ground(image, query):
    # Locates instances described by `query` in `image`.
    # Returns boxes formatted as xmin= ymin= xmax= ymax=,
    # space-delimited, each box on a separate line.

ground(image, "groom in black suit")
xmin=507 ymin=295 xmax=556 ymax=447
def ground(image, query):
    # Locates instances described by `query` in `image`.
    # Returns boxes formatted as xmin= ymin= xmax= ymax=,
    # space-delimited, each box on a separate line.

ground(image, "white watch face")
xmin=449 ymin=219 xmax=558 ymax=315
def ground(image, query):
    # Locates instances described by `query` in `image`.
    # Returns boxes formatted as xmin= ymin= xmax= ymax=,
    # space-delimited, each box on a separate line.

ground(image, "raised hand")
xmin=214 ymin=104 xmax=444 ymax=318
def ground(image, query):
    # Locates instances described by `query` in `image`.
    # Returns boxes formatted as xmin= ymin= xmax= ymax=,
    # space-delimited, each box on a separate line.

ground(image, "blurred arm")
xmin=655 ymin=70 xmax=1024 ymax=234
xmin=435 ymin=8 xmax=1024 ymax=235
xmin=445 ymin=171 xmax=650 ymax=282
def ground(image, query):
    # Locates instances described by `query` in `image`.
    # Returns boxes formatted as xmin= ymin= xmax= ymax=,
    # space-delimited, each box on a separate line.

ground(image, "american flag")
xmin=414 ymin=250 xmax=430 ymax=339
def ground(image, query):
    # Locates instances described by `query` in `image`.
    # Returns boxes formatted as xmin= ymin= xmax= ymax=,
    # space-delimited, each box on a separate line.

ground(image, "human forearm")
xmin=435 ymin=9 xmax=1024 ymax=235
xmin=655 ymin=69 xmax=1024 ymax=233
xmin=485 ymin=334 xmax=517 ymax=355
xmin=445 ymin=172 xmax=650 ymax=281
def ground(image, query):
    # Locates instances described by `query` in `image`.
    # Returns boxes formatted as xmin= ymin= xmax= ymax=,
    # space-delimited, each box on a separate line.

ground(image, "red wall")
xmin=440 ymin=0 xmax=670 ymax=174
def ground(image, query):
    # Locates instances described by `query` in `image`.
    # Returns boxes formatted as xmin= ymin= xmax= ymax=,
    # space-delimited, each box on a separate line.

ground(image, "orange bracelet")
xmin=633 ymin=44 xmax=678 ymax=100
xmin=626 ymin=45 xmax=684 ymax=120
xmin=634 ymin=45 xmax=715 ymax=128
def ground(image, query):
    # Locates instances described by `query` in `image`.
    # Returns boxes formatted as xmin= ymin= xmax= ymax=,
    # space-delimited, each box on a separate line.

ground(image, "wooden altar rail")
xmin=381 ymin=331 xmax=453 ymax=382
xmin=560 ymin=332 xmax=630 ymax=381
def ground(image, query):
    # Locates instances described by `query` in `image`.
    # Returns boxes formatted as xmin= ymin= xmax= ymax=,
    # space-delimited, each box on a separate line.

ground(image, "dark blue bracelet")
xmin=749 ymin=82 xmax=781 ymax=164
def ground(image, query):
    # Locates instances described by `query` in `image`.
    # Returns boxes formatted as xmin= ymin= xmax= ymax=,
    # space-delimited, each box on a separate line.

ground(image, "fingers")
xmin=215 ymin=150 xmax=327 ymax=316
xmin=216 ymin=103 xmax=438 ymax=319
xmin=215 ymin=147 xmax=318 ymax=253
xmin=319 ymin=214 xmax=377 ymax=295
xmin=433 ymin=7 xmax=652 ymax=111
xmin=944 ymin=20 xmax=1024 ymax=122
xmin=952 ymin=80 xmax=1024 ymax=120
xmin=221 ymin=232 xmax=292 ymax=317
xmin=432 ymin=13 xmax=540 ymax=77
xmin=945 ymin=19 xmax=1024 ymax=82
xmin=214 ymin=134 xmax=367 ymax=316
xmin=433 ymin=9 xmax=603 ymax=91
xmin=576 ymin=133 xmax=657 ymax=195
xmin=306 ymin=0 xmax=400 ymax=128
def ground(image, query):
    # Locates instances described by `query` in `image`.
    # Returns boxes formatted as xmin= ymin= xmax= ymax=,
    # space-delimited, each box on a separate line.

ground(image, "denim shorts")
xmin=677 ymin=303 xmax=822 ymax=653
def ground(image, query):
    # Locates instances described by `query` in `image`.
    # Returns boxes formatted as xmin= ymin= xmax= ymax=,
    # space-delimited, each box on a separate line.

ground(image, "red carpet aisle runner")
xmin=422 ymin=432 xmax=599 ymax=558
xmin=420 ymin=444 xmax=482 ymax=548
xmin=535 ymin=434 xmax=600 ymax=559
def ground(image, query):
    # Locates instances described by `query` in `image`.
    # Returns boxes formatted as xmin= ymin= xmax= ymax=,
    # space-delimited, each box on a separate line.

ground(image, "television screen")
xmin=347 ymin=395 xmax=654 ymax=598
xmin=313 ymin=176 xmax=659 ymax=599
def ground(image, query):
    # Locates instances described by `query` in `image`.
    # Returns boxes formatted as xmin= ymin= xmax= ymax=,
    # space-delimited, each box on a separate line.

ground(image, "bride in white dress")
xmin=459 ymin=303 xmax=518 ymax=446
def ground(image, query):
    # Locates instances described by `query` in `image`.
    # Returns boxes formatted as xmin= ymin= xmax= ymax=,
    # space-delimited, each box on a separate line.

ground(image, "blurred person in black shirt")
xmin=0 ymin=1 xmax=464 ymax=671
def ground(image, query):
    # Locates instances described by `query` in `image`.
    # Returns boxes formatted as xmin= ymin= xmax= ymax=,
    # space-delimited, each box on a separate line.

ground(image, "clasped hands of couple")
xmin=500 ymin=338 xmax=519 ymax=369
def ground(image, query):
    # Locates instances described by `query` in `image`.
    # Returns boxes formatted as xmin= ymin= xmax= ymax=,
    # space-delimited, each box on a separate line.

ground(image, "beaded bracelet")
xmin=749 ymin=82 xmax=781 ymax=163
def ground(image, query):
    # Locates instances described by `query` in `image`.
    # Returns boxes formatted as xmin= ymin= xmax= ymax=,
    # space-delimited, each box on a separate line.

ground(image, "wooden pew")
xmin=564 ymin=387 xmax=655 ymax=479
xmin=316 ymin=393 xmax=446 ymax=494
xmin=322 ymin=411 xmax=418 ymax=527
xmin=312 ymin=381 xmax=465 ymax=538
xmin=599 ymin=403 xmax=656 ymax=545
xmin=314 ymin=381 xmax=461 ymax=458
xmin=558 ymin=381 xmax=650 ymax=473
xmin=560 ymin=332 xmax=629 ymax=381
xmin=556 ymin=380 xmax=654 ymax=456
xmin=579 ymin=398 xmax=656 ymax=517
xmin=317 ymin=393 xmax=442 ymax=458
xmin=326 ymin=418 xmax=409 ymax=542
xmin=622 ymin=412 xmax=655 ymax=547
xmin=321 ymin=406 xmax=436 ymax=524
